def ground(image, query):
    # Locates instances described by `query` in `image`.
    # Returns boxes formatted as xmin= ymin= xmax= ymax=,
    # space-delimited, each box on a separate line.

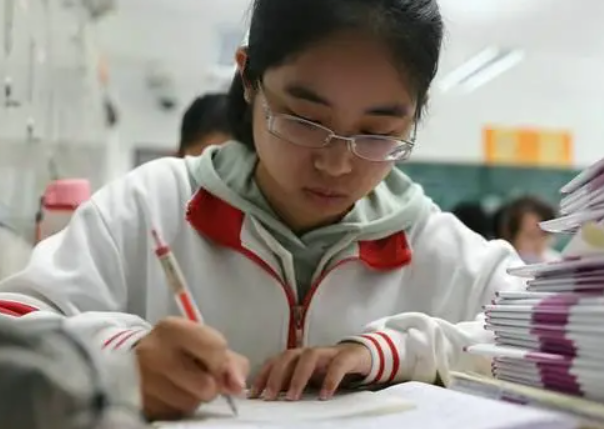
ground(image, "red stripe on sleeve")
xmin=361 ymin=334 xmax=385 ymax=384
xmin=376 ymin=332 xmax=400 ymax=384
xmin=102 ymin=330 xmax=132 ymax=349
xmin=113 ymin=329 xmax=144 ymax=350
xmin=0 ymin=301 xmax=38 ymax=317
xmin=0 ymin=307 xmax=21 ymax=317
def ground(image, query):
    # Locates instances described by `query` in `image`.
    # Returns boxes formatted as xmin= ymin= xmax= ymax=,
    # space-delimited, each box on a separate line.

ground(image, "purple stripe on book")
xmin=531 ymin=327 xmax=569 ymax=337
xmin=496 ymin=338 xmax=578 ymax=357
xmin=495 ymin=357 xmax=574 ymax=370
xmin=540 ymin=342 xmax=578 ymax=357
xmin=491 ymin=325 xmax=598 ymax=343
xmin=541 ymin=368 xmax=576 ymax=381
xmin=536 ymin=267 xmax=604 ymax=279
xmin=496 ymin=335 xmax=577 ymax=350
xmin=494 ymin=362 xmax=575 ymax=379
xmin=495 ymin=369 xmax=582 ymax=392
xmin=587 ymin=170 xmax=604 ymax=190
xmin=526 ymin=351 xmax=571 ymax=364
xmin=532 ymin=312 xmax=569 ymax=324
xmin=534 ymin=360 xmax=576 ymax=372
xmin=576 ymin=287 xmax=604 ymax=293
xmin=530 ymin=276 xmax=604 ymax=284
xmin=497 ymin=374 xmax=584 ymax=397
xmin=527 ymin=285 xmax=604 ymax=293
xmin=538 ymin=295 xmax=581 ymax=307
xmin=576 ymin=278 xmax=604 ymax=285
xmin=542 ymin=337 xmax=576 ymax=349
xmin=520 ymin=369 xmax=578 ymax=387
xmin=539 ymin=380 xmax=583 ymax=396
xmin=542 ymin=380 xmax=583 ymax=396
xmin=543 ymin=373 xmax=580 ymax=389
xmin=527 ymin=281 xmax=604 ymax=290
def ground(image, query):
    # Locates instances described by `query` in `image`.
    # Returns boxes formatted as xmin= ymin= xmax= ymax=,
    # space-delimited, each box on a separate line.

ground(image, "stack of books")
xmin=460 ymin=158 xmax=604 ymax=425
xmin=450 ymin=371 xmax=604 ymax=427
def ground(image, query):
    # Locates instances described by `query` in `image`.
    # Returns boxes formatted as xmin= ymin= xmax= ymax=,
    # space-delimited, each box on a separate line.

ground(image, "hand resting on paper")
xmin=250 ymin=343 xmax=371 ymax=401
xmin=134 ymin=317 xmax=249 ymax=421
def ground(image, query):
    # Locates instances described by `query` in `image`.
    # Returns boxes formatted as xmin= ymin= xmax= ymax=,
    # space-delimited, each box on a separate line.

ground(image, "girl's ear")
xmin=235 ymin=47 xmax=253 ymax=103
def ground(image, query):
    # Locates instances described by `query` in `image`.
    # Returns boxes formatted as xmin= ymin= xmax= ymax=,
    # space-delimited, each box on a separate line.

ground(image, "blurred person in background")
xmin=494 ymin=196 xmax=560 ymax=264
xmin=177 ymin=93 xmax=232 ymax=157
xmin=452 ymin=201 xmax=492 ymax=239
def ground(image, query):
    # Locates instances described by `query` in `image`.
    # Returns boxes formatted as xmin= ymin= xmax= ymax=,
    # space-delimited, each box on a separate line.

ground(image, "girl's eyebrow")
xmin=284 ymin=82 xmax=410 ymax=118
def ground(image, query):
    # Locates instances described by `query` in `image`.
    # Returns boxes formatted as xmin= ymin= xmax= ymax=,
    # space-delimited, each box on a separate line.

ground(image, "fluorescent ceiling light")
xmin=439 ymin=47 xmax=525 ymax=93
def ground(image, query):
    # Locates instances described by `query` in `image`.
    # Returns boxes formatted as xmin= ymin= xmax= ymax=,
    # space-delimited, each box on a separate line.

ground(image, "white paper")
xmin=168 ymin=390 xmax=412 ymax=425
xmin=157 ymin=382 xmax=577 ymax=429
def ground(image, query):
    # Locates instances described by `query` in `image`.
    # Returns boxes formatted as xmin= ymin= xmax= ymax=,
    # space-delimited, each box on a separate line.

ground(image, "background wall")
xmin=107 ymin=79 xmax=604 ymax=171
xmin=92 ymin=0 xmax=604 ymax=170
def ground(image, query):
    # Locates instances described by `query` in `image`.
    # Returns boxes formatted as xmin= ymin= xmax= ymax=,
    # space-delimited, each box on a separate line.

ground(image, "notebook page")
xmin=158 ymin=382 xmax=577 ymax=429
xmin=169 ymin=390 xmax=412 ymax=424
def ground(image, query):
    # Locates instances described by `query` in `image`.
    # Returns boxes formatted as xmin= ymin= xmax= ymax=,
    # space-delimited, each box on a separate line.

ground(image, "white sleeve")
xmin=0 ymin=227 xmax=32 ymax=280
xmin=345 ymin=211 xmax=526 ymax=386
xmin=0 ymin=199 xmax=150 ymax=352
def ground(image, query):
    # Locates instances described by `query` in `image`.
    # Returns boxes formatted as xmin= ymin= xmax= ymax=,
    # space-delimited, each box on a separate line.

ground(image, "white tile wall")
xmin=0 ymin=140 xmax=107 ymax=242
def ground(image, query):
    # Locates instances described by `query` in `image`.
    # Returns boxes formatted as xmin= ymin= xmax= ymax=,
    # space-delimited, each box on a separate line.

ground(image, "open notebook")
xmin=157 ymin=382 xmax=579 ymax=429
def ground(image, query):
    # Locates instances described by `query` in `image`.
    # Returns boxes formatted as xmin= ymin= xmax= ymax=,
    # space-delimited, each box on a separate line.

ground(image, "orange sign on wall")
xmin=483 ymin=126 xmax=573 ymax=167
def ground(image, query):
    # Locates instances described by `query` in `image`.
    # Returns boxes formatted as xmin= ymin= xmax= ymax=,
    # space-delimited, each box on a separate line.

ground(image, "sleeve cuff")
xmin=343 ymin=329 xmax=409 ymax=385
xmin=100 ymin=327 xmax=149 ymax=351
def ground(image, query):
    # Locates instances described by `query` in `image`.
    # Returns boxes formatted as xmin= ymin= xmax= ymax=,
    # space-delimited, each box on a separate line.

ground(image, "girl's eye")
xmin=361 ymin=130 xmax=395 ymax=137
xmin=291 ymin=113 xmax=321 ymax=125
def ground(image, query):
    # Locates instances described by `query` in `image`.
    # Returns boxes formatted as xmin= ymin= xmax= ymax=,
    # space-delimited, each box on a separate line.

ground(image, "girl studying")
xmin=0 ymin=0 xmax=526 ymax=421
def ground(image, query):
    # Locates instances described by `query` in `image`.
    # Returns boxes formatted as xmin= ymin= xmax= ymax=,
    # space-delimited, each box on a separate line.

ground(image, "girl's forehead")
xmin=263 ymin=34 xmax=416 ymax=109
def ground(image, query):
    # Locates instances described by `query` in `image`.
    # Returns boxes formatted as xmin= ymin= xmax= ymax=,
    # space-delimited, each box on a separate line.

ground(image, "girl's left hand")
xmin=249 ymin=343 xmax=371 ymax=401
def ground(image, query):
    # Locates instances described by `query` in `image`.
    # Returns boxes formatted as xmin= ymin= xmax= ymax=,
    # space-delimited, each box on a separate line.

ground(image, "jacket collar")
xmin=187 ymin=187 xmax=412 ymax=271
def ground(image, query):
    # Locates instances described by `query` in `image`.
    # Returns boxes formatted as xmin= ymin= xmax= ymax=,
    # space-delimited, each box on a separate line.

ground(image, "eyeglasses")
xmin=260 ymin=92 xmax=415 ymax=162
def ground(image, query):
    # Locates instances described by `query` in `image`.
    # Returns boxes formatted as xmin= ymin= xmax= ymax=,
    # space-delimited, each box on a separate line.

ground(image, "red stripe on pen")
xmin=177 ymin=291 xmax=200 ymax=323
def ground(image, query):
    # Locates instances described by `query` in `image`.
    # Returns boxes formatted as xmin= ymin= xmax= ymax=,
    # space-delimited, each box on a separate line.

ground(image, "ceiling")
xmin=96 ymin=0 xmax=250 ymax=79
xmin=93 ymin=0 xmax=604 ymax=96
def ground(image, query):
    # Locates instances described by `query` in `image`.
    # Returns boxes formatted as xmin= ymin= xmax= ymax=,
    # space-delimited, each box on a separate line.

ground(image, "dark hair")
xmin=227 ymin=0 xmax=443 ymax=148
xmin=179 ymin=93 xmax=230 ymax=156
xmin=452 ymin=202 xmax=492 ymax=239
xmin=495 ymin=196 xmax=557 ymax=241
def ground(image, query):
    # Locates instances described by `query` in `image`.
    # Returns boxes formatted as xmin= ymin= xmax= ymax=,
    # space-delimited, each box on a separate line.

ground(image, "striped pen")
xmin=151 ymin=228 xmax=238 ymax=416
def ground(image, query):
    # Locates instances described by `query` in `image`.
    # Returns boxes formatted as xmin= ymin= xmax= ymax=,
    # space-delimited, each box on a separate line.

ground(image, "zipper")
xmin=293 ymin=305 xmax=304 ymax=348
xmin=220 ymin=246 xmax=359 ymax=350
xmin=295 ymin=258 xmax=359 ymax=347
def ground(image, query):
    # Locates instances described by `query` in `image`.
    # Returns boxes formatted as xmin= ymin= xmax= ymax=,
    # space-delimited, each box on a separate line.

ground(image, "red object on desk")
xmin=36 ymin=179 xmax=91 ymax=243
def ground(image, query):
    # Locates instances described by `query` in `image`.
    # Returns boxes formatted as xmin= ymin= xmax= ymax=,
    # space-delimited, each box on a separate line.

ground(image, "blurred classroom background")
xmin=1 ymin=0 xmax=603 ymax=276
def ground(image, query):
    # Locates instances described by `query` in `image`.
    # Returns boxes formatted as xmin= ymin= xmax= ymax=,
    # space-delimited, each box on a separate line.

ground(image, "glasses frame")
xmin=259 ymin=89 xmax=416 ymax=162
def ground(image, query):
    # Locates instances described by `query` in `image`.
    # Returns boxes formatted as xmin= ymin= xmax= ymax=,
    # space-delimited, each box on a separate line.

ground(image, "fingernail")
xmin=234 ymin=371 xmax=246 ymax=389
xmin=285 ymin=390 xmax=296 ymax=401
xmin=263 ymin=389 xmax=274 ymax=401
xmin=319 ymin=389 xmax=329 ymax=401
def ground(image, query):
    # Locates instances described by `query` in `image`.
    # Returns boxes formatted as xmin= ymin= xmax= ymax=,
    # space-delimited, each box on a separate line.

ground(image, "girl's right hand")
xmin=134 ymin=317 xmax=249 ymax=421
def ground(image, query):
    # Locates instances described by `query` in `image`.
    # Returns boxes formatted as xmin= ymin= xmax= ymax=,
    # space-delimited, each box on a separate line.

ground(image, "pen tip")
xmin=225 ymin=395 xmax=238 ymax=416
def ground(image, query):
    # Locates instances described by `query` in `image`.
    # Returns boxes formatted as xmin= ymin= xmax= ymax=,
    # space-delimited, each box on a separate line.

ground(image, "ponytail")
xmin=226 ymin=72 xmax=255 ymax=149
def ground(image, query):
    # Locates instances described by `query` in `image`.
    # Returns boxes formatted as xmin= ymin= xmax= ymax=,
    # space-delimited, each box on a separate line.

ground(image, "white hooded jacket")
xmin=0 ymin=142 xmax=526 ymax=385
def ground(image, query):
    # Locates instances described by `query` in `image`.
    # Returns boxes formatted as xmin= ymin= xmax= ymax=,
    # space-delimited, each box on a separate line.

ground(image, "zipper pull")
xmin=293 ymin=305 xmax=304 ymax=348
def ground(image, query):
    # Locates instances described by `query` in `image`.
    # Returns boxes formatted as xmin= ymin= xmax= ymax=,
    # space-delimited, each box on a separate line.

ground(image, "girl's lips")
xmin=302 ymin=188 xmax=348 ymax=206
